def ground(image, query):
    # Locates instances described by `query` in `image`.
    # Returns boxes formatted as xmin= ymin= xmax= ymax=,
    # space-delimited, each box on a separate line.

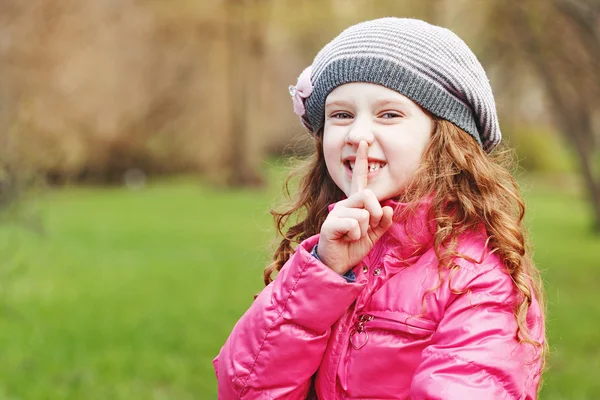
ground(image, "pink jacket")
xmin=214 ymin=199 xmax=545 ymax=399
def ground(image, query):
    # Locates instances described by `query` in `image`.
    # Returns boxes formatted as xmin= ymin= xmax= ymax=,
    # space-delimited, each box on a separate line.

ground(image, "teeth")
xmin=348 ymin=161 xmax=386 ymax=171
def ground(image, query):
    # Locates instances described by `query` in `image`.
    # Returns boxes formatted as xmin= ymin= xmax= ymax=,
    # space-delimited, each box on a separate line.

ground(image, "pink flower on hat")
xmin=289 ymin=66 xmax=313 ymax=117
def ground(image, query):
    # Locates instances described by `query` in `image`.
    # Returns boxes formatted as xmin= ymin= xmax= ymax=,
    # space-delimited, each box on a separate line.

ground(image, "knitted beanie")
xmin=289 ymin=18 xmax=501 ymax=153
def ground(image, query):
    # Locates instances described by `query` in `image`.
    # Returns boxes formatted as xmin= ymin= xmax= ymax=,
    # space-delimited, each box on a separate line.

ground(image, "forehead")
xmin=325 ymin=82 xmax=414 ymax=106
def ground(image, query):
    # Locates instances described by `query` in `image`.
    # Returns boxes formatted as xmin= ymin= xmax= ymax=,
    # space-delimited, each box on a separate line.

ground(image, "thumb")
xmin=369 ymin=206 xmax=393 ymax=242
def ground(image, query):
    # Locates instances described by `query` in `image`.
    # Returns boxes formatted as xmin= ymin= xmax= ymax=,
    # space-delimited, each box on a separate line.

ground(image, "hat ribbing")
xmin=297 ymin=18 xmax=501 ymax=153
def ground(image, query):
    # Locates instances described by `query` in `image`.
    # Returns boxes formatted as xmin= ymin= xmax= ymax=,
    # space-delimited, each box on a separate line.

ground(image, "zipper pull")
xmin=350 ymin=314 xmax=374 ymax=350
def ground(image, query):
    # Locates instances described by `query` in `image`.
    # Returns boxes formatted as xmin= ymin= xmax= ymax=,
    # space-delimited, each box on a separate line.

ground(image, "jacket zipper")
xmin=349 ymin=314 xmax=374 ymax=350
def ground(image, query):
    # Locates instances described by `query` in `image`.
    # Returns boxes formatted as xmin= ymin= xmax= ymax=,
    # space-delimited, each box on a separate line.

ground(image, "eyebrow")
xmin=325 ymin=98 xmax=410 ymax=109
xmin=325 ymin=99 xmax=352 ymax=109
xmin=373 ymin=98 xmax=409 ymax=108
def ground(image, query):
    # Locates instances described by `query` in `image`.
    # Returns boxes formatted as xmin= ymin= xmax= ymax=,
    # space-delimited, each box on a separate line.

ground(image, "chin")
xmin=369 ymin=188 xmax=391 ymax=202
xmin=374 ymin=187 xmax=405 ymax=202
xmin=376 ymin=193 xmax=394 ymax=202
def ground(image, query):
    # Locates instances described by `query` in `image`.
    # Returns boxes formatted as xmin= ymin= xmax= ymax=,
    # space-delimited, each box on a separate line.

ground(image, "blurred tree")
xmin=223 ymin=0 xmax=266 ymax=187
xmin=2 ymin=0 xmax=598 ymax=213
xmin=0 ymin=0 xmax=42 ymax=243
xmin=488 ymin=0 xmax=600 ymax=233
xmin=0 ymin=0 xmax=20 ymax=211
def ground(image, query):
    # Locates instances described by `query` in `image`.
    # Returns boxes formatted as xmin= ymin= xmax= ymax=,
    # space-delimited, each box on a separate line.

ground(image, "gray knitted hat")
xmin=289 ymin=18 xmax=501 ymax=153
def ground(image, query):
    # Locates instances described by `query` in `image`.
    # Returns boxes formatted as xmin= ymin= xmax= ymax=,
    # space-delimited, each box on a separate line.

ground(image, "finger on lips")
xmin=350 ymin=141 xmax=369 ymax=195
xmin=340 ymin=140 xmax=388 ymax=234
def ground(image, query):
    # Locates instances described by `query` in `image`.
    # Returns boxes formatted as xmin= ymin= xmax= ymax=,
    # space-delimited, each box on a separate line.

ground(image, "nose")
xmin=345 ymin=116 xmax=375 ymax=146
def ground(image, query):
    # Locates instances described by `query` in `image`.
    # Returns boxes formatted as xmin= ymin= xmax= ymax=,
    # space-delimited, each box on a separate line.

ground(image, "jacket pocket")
xmin=359 ymin=310 xmax=437 ymax=337
xmin=349 ymin=310 xmax=437 ymax=350
xmin=343 ymin=310 xmax=438 ymax=398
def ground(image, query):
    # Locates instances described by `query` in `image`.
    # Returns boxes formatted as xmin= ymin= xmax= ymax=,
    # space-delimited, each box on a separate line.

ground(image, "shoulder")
xmin=449 ymin=227 xmax=517 ymax=304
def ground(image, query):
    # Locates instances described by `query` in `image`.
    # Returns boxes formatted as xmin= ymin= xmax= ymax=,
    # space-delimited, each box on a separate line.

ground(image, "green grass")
xmin=0 ymin=164 xmax=598 ymax=399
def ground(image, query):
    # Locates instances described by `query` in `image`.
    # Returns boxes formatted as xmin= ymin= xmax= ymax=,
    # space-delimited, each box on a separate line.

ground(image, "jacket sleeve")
xmin=410 ymin=264 xmax=544 ymax=400
xmin=214 ymin=235 xmax=366 ymax=399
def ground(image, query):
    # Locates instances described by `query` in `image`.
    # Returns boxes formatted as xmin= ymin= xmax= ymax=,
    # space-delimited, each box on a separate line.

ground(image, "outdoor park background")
xmin=0 ymin=0 xmax=599 ymax=399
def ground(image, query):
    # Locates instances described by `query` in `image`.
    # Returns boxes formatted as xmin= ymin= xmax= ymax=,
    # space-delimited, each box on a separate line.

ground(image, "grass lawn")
xmin=0 ymin=163 xmax=598 ymax=399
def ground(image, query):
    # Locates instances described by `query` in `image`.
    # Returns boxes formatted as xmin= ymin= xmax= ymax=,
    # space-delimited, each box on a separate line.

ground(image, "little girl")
xmin=214 ymin=18 xmax=546 ymax=399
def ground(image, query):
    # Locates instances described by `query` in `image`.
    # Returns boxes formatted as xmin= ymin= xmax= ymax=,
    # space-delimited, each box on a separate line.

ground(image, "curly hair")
xmin=265 ymin=117 xmax=546 ymax=369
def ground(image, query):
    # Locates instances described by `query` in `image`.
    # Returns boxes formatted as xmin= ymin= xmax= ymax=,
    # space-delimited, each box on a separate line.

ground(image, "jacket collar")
xmin=379 ymin=197 xmax=435 ymax=262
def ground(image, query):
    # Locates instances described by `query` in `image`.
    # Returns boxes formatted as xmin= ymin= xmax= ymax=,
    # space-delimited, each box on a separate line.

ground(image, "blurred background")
xmin=0 ymin=0 xmax=599 ymax=399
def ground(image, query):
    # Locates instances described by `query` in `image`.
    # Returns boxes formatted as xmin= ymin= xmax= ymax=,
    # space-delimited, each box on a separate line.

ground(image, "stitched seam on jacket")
xmin=453 ymin=259 xmax=500 ymax=279
xmin=240 ymin=253 xmax=312 ymax=397
xmin=421 ymin=349 xmax=514 ymax=398
xmin=229 ymin=284 xmax=276 ymax=387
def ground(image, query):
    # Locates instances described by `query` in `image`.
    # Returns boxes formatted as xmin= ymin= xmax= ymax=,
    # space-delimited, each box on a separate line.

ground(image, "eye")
xmin=381 ymin=111 xmax=403 ymax=119
xmin=331 ymin=112 xmax=353 ymax=119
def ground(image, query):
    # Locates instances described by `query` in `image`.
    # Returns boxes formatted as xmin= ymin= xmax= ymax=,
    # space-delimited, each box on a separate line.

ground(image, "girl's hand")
xmin=317 ymin=141 xmax=394 ymax=275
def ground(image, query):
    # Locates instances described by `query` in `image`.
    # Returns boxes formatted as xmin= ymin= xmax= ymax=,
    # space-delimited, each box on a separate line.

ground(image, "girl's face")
xmin=323 ymin=83 xmax=434 ymax=201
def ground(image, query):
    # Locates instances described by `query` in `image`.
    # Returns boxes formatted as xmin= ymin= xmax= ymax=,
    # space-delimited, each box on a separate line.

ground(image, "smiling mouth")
xmin=347 ymin=160 xmax=387 ymax=172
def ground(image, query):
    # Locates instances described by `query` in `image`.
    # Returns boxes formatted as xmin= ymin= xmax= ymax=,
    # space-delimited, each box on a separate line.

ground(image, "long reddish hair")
xmin=266 ymin=117 xmax=546 ymax=368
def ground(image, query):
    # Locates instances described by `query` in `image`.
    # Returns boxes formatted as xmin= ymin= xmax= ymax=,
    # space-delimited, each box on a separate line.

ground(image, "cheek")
xmin=322 ymin=136 xmax=340 ymax=168
xmin=406 ymin=130 xmax=431 ymax=163
xmin=389 ymin=144 xmax=426 ymax=177
xmin=395 ymin=157 xmax=420 ymax=178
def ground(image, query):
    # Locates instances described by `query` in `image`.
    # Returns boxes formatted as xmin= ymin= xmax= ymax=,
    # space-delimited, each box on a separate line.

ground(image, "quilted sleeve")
xmin=214 ymin=235 xmax=365 ymax=399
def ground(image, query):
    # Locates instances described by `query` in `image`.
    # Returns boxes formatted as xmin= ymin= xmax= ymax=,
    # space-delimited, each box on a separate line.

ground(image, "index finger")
xmin=350 ymin=141 xmax=369 ymax=195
